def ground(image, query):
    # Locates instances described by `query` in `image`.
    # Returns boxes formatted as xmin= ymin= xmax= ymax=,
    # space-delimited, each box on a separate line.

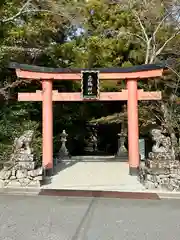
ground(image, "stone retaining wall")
xmin=139 ymin=159 xmax=180 ymax=191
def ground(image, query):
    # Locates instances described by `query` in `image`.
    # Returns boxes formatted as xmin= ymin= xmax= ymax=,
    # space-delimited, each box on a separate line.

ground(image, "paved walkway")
xmin=1 ymin=195 xmax=180 ymax=239
xmin=42 ymin=158 xmax=145 ymax=192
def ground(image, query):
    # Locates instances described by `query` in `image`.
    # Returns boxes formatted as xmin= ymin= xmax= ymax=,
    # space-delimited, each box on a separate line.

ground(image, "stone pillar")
xmin=127 ymin=79 xmax=139 ymax=175
xmin=42 ymin=80 xmax=53 ymax=176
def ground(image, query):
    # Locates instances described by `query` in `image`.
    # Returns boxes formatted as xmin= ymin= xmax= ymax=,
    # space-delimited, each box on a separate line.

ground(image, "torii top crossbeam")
xmin=9 ymin=62 xmax=167 ymax=80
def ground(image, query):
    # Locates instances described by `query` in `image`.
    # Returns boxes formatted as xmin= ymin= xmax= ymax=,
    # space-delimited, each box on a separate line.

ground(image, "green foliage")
xmin=0 ymin=0 xmax=179 ymax=162
xmin=0 ymin=101 xmax=42 ymax=163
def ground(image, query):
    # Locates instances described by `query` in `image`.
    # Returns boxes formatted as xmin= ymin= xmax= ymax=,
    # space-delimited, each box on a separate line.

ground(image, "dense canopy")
xmin=0 ymin=0 xmax=180 ymax=161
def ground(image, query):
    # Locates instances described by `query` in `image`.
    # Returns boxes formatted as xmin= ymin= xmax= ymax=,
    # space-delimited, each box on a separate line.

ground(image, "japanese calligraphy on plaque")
xmin=81 ymin=71 xmax=99 ymax=99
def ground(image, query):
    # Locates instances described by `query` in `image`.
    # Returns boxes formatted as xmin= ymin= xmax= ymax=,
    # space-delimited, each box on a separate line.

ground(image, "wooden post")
xmin=127 ymin=79 xmax=139 ymax=175
xmin=42 ymin=80 xmax=53 ymax=176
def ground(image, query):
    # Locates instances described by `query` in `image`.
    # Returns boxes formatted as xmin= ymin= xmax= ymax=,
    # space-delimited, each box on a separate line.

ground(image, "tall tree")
xmin=88 ymin=0 xmax=180 ymax=144
xmin=0 ymin=0 xmax=86 ymax=160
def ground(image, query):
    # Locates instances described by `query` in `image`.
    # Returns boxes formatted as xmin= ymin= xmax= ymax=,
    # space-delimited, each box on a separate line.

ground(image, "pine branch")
xmin=1 ymin=0 xmax=31 ymax=23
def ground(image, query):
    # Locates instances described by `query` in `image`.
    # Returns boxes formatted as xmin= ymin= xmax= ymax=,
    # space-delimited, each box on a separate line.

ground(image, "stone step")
xmin=66 ymin=155 xmax=128 ymax=162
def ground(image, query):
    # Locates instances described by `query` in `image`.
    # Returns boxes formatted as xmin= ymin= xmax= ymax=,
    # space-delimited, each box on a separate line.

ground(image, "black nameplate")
xmin=81 ymin=71 xmax=99 ymax=99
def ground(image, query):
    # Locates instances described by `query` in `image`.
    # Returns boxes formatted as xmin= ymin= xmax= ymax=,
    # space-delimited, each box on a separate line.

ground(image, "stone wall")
xmin=0 ymin=165 xmax=42 ymax=188
xmin=139 ymin=159 xmax=180 ymax=191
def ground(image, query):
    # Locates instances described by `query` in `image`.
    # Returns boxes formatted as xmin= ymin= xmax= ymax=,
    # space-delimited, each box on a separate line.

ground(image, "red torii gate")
xmin=9 ymin=62 xmax=167 ymax=176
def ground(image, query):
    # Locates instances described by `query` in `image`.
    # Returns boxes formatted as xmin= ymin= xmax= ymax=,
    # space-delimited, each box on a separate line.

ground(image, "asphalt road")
xmin=0 ymin=195 xmax=180 ymax=240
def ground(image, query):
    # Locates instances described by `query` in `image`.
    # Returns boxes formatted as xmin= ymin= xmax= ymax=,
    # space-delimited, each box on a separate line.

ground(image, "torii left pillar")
xmin=127 ymin=79 xmax=139 ymax=175
xmin=42 ymin=79 xmax=53 ymax=176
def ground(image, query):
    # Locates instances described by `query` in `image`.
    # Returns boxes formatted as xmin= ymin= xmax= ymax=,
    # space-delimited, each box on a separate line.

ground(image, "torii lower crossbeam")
xmin=18 ymin=90 xmax=162 ymax=101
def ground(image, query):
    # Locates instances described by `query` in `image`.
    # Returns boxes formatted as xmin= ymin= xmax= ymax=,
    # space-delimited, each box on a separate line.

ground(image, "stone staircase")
xmin=70 ymin=155 xmax=128 ymax=162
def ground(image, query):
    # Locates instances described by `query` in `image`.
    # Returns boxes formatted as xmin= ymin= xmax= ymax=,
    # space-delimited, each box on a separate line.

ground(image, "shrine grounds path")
xmin=0 ymin=195 xmax=180 ymax=240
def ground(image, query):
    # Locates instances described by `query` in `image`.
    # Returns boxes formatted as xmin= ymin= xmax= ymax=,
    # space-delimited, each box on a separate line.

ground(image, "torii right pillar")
xmin=127 ymin=79 xmax=139 ymax=175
